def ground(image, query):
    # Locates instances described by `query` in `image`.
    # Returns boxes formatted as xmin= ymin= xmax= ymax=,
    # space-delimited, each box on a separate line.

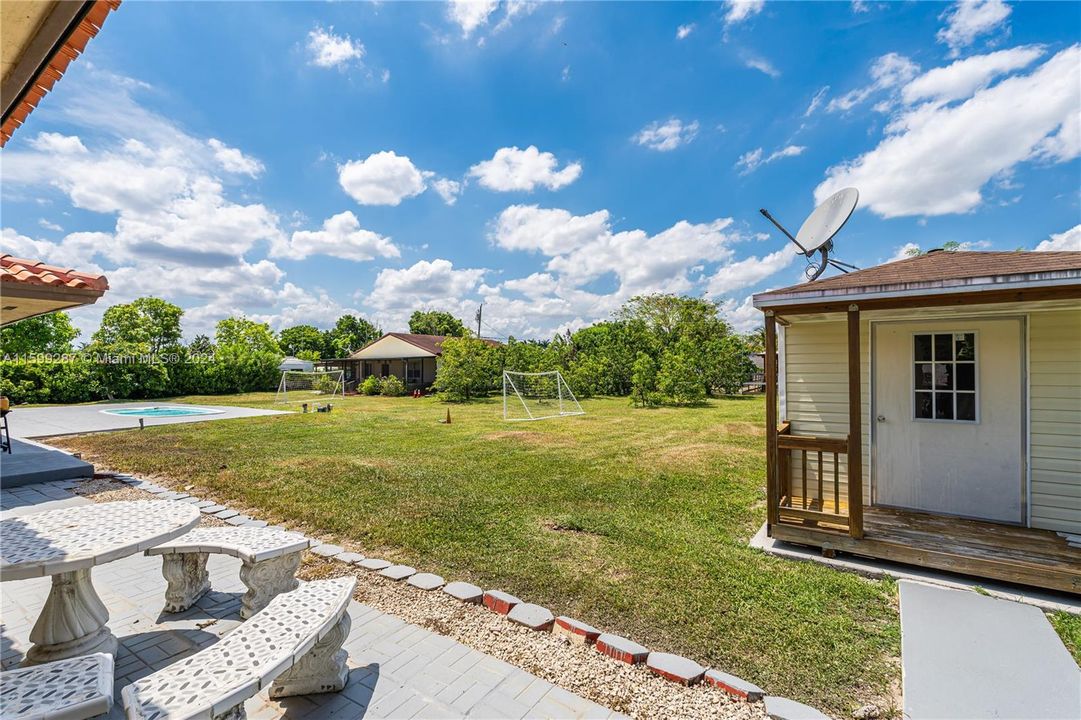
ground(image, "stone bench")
xmin=145 ymin=526 xmax=312 ymax=619
xmin=122 ymin=576 xmax=355 ymax=720
xmin=1 ymin=652 xmax=113 ymax=720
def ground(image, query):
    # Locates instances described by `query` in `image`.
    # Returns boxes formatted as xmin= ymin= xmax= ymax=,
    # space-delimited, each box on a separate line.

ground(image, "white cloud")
xmin=273 ymin=211 xmax=400 ymax=262
xmin=493 ymin=0 xmax=537 ymax=33
xmin=736 ymin=144 xmax=806 ymax=174
xmin=817 ymin=46 xmax=1081 ymax=218
xmin=632 ymin=118 xmax=700 ymax=152
xmin=367 ymin=258 xmax=486 ymax=311
xmin=744 ymin=56 xmax=780 ymax=78
xmin=468 ymin=146 xmax=581 ymax=192
xmin=431 ymin=178 xmax=463 ymax=205
xmin=724 ymin=0 xmax=764 ymax=26
xmin=676 ymin=23 xmax=695 ymax=40
xmin=207 ymin=138 xmax=264 ymax=177
xmin=447 ymin=0 xmax=499 ymax=37
xmin=1035 ymin=224 xmax=1081 ymax=252
xmin=561 ymin=65 xmax=571 ymax=82
xmin=381 ymin=69 xmax=391 ymax=83
xmin=38 ymin=218 xmax=64 ymax=232
xmin=502 ymin=272 xmax=559 ymax=299
xmin=850 ymin=0 xmax=871 ymax=13
xmin=306 ymin=25 xmax=365 ymax=69
xmin=719 ymin=296 xmax=762 ymax=333
xmin=29 ymin=132 xmax=87 ymax=154
xmin=804 ymin=86 xmax=830 ymax=116
xmin=937 ymin=0 xmax=1011 ymax=58
xmin=826 ymin=52 xmax=919 ymax=113
xmin=338 ymin=151 xmax=430 ymax=206
xmin=706 ymin=248 xmax=796 ymax=296
xmin=901 ymin=46 xmax=1045 ymax=105
xmin=492 ymin=205 xmax=610 ymax=255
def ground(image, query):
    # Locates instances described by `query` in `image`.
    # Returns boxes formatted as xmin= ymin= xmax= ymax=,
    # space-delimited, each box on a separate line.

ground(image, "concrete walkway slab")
xmin=8 ymin=402 xmax=289 ymax=439
xmin=899 ymin=580 xmax=1080 ymax=720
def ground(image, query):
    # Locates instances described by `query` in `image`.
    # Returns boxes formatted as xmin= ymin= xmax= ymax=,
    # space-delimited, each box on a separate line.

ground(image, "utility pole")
xmin=475 ymin=303 xmax=483 ymax=338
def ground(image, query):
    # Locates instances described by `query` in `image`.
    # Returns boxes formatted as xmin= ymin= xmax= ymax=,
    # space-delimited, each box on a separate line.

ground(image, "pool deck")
xmin=7 ymin=402 xmax=290 ymax=439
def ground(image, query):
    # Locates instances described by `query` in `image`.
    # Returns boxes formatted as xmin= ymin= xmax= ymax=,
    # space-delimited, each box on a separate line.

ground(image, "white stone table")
xmin=0 ymin=500 xmax=200 ymax=665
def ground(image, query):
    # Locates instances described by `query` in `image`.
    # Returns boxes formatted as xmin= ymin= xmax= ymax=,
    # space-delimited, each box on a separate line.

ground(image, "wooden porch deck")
xmin=771 ymin=506 xmax=1081 ymax=595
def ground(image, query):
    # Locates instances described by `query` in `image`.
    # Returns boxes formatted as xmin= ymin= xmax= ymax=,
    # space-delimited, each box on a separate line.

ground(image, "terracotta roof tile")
xmin=1 ymin=1 xmax=122 ymax=147
xmin=0 ymin=254 xmax=109 ymax=292
xmin=761 ymin=251 xmax=1081 ymax=298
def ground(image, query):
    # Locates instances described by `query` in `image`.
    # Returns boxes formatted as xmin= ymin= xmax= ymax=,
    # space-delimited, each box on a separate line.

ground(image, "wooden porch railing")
xmin=775 ymin=425 xmax=852 ymax=533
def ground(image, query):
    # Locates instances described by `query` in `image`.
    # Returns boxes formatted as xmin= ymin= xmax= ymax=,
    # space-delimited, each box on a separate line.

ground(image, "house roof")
xmin=753 ymin=251 xmax=1081 ymax=311
xmin=1 ymin=0 xmax=121 ymax=147
xmin=348 ymin=332 xmax=501 ymax=360
xmin=1 ymin=254 xmax=109 ymax=325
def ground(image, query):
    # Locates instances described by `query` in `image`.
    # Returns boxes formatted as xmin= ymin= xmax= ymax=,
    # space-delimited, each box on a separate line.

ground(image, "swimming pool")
xmin=100 ymin=406 xmax=225 ymax=418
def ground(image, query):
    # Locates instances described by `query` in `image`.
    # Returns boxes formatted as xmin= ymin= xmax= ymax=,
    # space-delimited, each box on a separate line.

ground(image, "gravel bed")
xmin=73 ymin=475 xmax=768 ymax=720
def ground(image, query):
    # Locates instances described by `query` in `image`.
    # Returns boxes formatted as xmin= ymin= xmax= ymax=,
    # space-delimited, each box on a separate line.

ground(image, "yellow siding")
xmin=1029 ymin=308 xmax=1081 ymax=534
xmin=782 ymin=304 xmax=1081 ymax=534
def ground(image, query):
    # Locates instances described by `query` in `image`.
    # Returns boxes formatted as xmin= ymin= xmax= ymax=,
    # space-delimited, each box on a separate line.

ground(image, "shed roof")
xmin=753 ymin=251 xmax=1081 ymax=310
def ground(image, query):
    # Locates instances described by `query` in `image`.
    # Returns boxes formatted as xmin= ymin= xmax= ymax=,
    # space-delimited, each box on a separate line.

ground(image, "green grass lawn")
xmin=58 ymin=394 xmax=900 ymax=714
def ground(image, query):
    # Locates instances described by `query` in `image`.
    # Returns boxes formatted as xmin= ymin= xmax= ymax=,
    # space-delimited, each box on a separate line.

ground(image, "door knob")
xmin=876 ymin=414 xmax=886 ymax=422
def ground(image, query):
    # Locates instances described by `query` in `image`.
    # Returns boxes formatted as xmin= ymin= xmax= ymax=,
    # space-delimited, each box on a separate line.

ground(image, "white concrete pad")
xmin=899 ymin=580 xmax=1081 ymax=720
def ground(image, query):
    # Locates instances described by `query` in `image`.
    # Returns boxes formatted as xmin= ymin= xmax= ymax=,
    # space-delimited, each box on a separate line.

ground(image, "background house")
xmin=754 ymin=250 xmax=1080 ymax=594
xmin=318 ymin=333 xmax=499 ymax=391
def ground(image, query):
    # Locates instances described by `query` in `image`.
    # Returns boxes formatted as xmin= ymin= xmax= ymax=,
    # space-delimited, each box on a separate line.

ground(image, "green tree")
xmin=93 ymin=298 xmax=183 ymax=353
xmin=279 ymin=324 xmax=325 ymax=357
xmin=409 ymin=310 xmax=469 ymax=337
xmin=630 ymin=351 xmax=659 ymax=407
xmin=188 ymin=334 xmax=215 ymax=355
xmin=711 ymin=335 xmax=756 ymax=395
xmin=432 ymin=336 xmax=498 ymax=401
xmin=215 ymin=317 xmax=282 ymax=354
xmin=657 ymin=345 xmax=706 ymax=405
xmin=743 ymin=327 xmax=766 ymax=354
xmin=324 ymin=315 xmax=381 ymax=357
xmin=1 ymin=312 xmax=80 ymax=357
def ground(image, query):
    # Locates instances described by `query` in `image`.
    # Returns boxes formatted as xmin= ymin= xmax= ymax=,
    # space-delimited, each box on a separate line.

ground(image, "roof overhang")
xmin=0 ymin=281 xmax=106 ymax=325
xmin=349 ymin=334 xmax=438 ymax=360
xmin=754 ymin=270 xmax=1081 ymax=315
xmin=1 ymin=0 xmax=121 ymax=147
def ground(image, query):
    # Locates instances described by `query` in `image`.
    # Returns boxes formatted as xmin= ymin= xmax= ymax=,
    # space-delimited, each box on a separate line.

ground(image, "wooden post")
xmin=764 ymin=311 xmax=779 ymax=534
xmin=847 ymin=305 xmax=864 ymax=539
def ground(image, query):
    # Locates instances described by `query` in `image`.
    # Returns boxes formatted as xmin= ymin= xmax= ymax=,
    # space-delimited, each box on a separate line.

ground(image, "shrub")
xmin=630 ymin=352 xmax=659 ymax=408
xmin=433 ymin=336 xmax=499 ymax=401
xmin=360 ymin=375 xmax=381 ymax=395
xmin=380 ymin=374 xmax=405 ymax=396
xmin=657 ymin=349 xmax=706 ymax=406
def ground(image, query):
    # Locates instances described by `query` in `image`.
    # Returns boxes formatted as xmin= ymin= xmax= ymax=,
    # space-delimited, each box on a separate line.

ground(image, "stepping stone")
xmin=507 ymin=603 xmax=554 ymax=631
xmin=143 ymin=485 xmax=168 ymax=494
xmin=214 ymin=509 xmax=239 ymax=520
xmin=595 ymin=634 xmax=648 ymax=664
xmin=311 ymin=544 xmax=344 ymax=558
xmin=336 ymin=552 xmax=365 ymax=565
xmin=160 ymin=492 xmax=190 ymax=501
xmin=646 ymin=652 xmax=705 ymax=685
xmin=704 ymin=669 xmax=764 ymax=702
xmin=358 ymin=558 xmax=391 ymax=571
xmin=225 ymin=515 xmax=252 ymax=526
xmin=200 ymin=504 xmax=226 ymax=514
xmin=764 ymin=696 xmax=830 ymax=720
xmin=241 ymin=519 xmax=268 ymax=528
xmin=379 ymin=564 xmax=416 ymax=581
xmin=554 ymin=616 xmax=601 ymax=645
xmin=443 ymin=581 xmax=483 ymax=603
xmin=407 ymin=573 xmax=445 ymax=591
xmin=193 ymin=500 xmax=216 ymax=508
xmin=482 ymin=590 xmax=521 ymax=615
xmin=179 ymin=496 xmax=203 ymax=504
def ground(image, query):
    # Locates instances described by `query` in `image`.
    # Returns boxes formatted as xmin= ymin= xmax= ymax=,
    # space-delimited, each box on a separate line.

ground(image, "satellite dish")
xmin=759 ymin=188 xmax=861 ymax=282
xmin=795 ymin=188 xmax=859 ymax=256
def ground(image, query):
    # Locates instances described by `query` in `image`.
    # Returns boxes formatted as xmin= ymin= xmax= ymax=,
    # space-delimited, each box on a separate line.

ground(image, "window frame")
xmin=910 ymin=329 xmax=979 ymax=425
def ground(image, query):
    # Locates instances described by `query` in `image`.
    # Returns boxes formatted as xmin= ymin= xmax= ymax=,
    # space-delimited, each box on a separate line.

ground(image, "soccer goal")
xmin=275 ymin=370 xmax=345 ymax=403
xmin=503 ymin=370 xmax=585 ymax=421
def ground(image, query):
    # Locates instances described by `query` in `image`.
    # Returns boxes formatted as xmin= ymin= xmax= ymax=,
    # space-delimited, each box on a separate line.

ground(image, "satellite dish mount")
xmin=760 ymin=188 xmax=861 ymax=281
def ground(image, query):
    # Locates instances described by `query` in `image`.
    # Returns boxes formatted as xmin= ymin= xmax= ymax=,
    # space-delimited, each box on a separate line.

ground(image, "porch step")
xmin=899 ymin=580 xmax=1080 ymax=719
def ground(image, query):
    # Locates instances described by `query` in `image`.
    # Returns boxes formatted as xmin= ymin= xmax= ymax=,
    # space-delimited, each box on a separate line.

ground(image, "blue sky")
xmin=2 ymin=0 xmax=1079 ymax=340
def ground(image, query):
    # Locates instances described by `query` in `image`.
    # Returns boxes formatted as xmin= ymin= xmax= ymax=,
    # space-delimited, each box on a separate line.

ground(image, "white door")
xmin=873 ymin=318 xmax=1024 ymax=524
